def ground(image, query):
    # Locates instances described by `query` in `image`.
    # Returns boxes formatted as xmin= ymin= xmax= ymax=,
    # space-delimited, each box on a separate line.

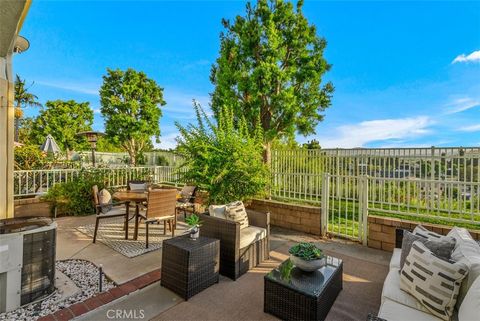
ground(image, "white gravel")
xmin=0 ymin=259 xmax=116 ymax=321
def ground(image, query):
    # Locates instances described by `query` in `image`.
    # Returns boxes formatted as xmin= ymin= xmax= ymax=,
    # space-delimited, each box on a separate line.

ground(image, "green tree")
xmin=14 ymin=75 xmax=42 ymax=142
xmin=100 ymin=68 xmax=165 ymax=166
xmin=210 ymin=0 xmax=334 ymax=164
xmin=30 ymin=100 xmax=93 ymax=154
xmin=303 ymin=139 xmax=321 ymax=149
xmin=176 ymin=102 xmax=269 ymax=204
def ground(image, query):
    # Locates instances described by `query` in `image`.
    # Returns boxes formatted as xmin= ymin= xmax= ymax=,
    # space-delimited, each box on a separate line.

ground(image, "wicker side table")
xmin=161 ymin=235 xmax=220 ymax=300
xmin=264 ymin=256 xmax=343 ymax=321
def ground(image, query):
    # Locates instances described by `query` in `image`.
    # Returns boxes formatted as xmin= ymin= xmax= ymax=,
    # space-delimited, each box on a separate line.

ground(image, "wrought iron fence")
xmin=13 ymin=166 xmax=184 ymax=197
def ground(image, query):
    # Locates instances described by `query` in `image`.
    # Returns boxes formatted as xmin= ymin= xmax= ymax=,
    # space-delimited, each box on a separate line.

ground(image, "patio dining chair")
xmin=91 ymin=185 xmax=129 ymax=243
xmin=139 ymin=189 xmax=177 ymax=248
xmin=176 ymin=185 xmax=198 ymax=219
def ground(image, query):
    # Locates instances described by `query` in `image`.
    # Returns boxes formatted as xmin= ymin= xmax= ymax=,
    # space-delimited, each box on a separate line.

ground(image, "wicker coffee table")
xmin=161 ymin=235 xmax=220 ymax=300
xmin=264 ymin=256 xmax=343 ymax=321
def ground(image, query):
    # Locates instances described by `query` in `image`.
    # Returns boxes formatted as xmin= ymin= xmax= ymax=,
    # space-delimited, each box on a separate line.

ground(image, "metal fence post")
xmin=359 ymin=175 xmax=369 ymax=246
xmin=321 ymin=173 xmax=329 ymax=237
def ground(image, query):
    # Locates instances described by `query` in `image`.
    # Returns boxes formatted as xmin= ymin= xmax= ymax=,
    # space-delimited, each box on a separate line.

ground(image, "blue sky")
xmin=15 ymin=0 xmax=480 ymax=149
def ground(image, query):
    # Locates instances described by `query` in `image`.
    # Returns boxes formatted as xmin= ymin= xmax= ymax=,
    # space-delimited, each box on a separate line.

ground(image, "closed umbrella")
xmin=40 ymin=134 xmax=61 ymax=154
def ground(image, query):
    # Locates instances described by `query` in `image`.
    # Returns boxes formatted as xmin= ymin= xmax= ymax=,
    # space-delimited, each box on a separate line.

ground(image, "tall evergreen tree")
xmin=210 ymin=0 xmax=334 ymax=163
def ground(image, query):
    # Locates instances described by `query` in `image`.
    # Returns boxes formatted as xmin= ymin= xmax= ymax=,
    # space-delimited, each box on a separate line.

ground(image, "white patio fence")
xmin=14 ymin=166 xmax=184 ymax=197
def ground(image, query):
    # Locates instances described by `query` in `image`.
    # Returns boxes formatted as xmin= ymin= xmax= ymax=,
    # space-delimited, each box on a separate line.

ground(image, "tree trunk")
xmin=263 ymin=141 xmax=272 ymax=165
xmin=14 ymin=117 xmax=19 ymax=142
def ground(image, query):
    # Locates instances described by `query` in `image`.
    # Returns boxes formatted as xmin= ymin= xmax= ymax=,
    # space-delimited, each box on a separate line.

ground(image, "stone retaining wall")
xmin=368 ymin=215 xmax=480 ymax=252
xmin=14 ymin=197 xmax=53 ymax=218
xmin=248 ymin=199 xmax=321 ymax=235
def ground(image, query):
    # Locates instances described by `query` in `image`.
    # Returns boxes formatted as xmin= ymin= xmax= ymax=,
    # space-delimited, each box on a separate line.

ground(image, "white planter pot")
xmin=190 ymin=227 xmax=199 ymax=240
xmin=289 ymin=255 xmax=326 ymax=272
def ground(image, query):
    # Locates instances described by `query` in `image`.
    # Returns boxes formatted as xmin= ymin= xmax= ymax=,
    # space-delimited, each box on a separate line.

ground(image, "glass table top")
xmin=265 ymin=256 xmax=343 ymax=297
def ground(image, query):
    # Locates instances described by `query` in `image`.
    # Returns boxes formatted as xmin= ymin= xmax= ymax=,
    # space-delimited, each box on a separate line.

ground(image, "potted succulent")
xmin=288 ymin=242 xmax=325 ymax=272
xmin=185 ymin=214 xmax=202 ymax=240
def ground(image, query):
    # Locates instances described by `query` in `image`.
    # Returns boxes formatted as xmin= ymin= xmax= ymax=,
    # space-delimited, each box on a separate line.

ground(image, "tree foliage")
xmin=176 ymin=102 xmax=269 ymax=205
xmin=100 ymin=68 xmax=165 ymax=166
xmin=210 ymin=0 xmax=333 ymax=162
xmin=14 ymin=75 xmax=41 ymax=142
xmin=30 ymin=100 xmax=93 ymax=153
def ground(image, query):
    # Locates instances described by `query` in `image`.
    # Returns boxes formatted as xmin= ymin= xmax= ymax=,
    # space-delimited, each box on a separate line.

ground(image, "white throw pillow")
xmin=447 ymin=227 xmax=480 ymax=308
xmin=458 ymin=276 xmax=480 ymax=321
xmin=208 ymin=205 xmax=227 ymax=219
xmin=400 ymin=241 xmax=469 ymax=321
xmin=97 ymin=189 xmax=113 ymax=213
xmin=225 ymin=201 xmax=249 ymax=230
xmin=129 ymin=183 xmax=147 ymax=191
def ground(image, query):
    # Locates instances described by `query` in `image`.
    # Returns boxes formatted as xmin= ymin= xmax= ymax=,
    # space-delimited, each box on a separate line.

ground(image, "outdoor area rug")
xmin=76 ymin=217 xmax=189 ymax=258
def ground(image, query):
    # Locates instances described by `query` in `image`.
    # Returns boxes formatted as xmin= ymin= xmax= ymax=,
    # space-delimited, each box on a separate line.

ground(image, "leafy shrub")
xmin=14 ymin=145 xmax=48 ymax=170
xmin=289 ymin=242 xmax=324 ymax=261
xmin=176 ymin=102 xmax=269 ymax=205
xmin=43 ymin=169 xmax=107 ymax=216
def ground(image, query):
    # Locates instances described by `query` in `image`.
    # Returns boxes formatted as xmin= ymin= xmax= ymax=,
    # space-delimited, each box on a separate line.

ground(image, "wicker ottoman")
xmin=161 ymin=235 xmax=220 ymax=300
xmin=264 ymin=256 xmax=343 ymax=321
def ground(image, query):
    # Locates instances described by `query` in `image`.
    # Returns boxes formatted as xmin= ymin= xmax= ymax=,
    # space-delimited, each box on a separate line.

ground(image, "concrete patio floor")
xmin=56 ymin=214 xmax=391 ymax=321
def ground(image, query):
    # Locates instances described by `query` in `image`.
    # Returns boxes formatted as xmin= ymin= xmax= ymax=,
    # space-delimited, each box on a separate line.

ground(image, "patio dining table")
xmin=113 ymin=190 xmax=148 ymax=240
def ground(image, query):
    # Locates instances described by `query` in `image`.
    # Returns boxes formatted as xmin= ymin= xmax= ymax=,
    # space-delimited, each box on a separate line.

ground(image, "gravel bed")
xmin=0 ymin=259 xmax=116 ymax=321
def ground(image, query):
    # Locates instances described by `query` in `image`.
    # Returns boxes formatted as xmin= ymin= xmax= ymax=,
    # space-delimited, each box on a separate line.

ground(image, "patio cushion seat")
xmin=381 ymin=268 xmax=432 ymax=314
xmin=458 ymin=276 xmax=480 ymax=321
xmin=389 ymin=248 xmax=401 ymax=270
xmin=239 ymin=226 xmax=267 ymax=249
xmin=99 ymin=207 xmax=128 ymax=217
xmin=177 ymin=201 xmax=194 ymax=208
xmin=378 ymin=298 xmax=443 ymax=321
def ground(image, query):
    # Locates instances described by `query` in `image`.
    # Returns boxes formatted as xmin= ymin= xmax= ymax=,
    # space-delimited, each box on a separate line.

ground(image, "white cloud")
xmin=154 ymin=132 xmax=179 ymax=150
xmin=318 ymin=116 xmax=433 ymax=148
xmin=458 ymin=124 xmax=480 ymax=132
xmin=452 ymin=50 xmax=480 ymax=64
xmin=444 ymin=97 xmax=480 ymax=114
xmin=36 ymin=80 xmax=99 ymax=95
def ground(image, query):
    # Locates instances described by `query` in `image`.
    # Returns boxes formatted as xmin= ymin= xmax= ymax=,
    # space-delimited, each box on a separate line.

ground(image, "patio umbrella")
xmin=40 ymin=134 xmax=61 ymax=154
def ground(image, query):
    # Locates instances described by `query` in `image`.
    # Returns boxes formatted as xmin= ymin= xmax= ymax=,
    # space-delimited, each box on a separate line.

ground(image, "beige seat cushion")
xmin=99 ymin=207 xmax=125 ymax=217
xmin=458 ymin=276 xmax=480 ymax=321
xmin=447 ymin=227 xmax=480 ymax=309
xmin=390 ymin=248 xmax=402 ymax=270
xmin=379 ymin=298 xmax=443 ymax=321
xmin=382 ymin=268 xmax=432 ymax=314
xmin=225 ymin=201 xmax=249 ymax=230
xmin=97 ymin=189 xmax=113 ymax=213
xmin=208 ymin=205 xmax=227 ymax=219
xmin=239 ymin=226 xmax=267 ymax=249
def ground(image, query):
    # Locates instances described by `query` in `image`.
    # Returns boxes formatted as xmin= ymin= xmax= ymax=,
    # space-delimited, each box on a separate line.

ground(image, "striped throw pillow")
xmin=225 ymin=201 xmax=249 ymax=230
xmin=400 ymin=241 xmax=469 ymax=320
xmin=414 ymin=225 xmax=444 ymax=240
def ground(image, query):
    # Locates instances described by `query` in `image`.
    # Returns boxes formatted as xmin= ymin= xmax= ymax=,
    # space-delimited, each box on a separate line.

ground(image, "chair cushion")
xmin=400 ymin=230 xmax=456 ymax=269
xmin=99 ymin=207 xmax=126 ymax=217
xmin=208 ymin=205 xmax=227 ymax=219
xmin=129 ymin=183 xmax=147 ymax=191
xmin=239 ymin=226 xmax=267 ymax=249
xmin=447 ymin=227 xmax=480 ymax=308
xmin=225 ymin=201 xmax=249 ymax=230
xmin=458 ymin=275 xmax=480 ymax=321
xmin=400 ymin=242 xmax=468 ymax=320
xmin=97 ymin=189 xmax=113 ymax=213
xmin=382 ymin=268 xmax=433 ymax=314
xmin=390 ymin=248 xmax=402 ymax=270
xmin=378 ymin=298 xmax=443 ymax=321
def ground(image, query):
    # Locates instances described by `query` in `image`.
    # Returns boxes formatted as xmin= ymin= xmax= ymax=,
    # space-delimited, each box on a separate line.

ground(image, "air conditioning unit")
xmin=0 ymin=217 xmax=57 ymax=313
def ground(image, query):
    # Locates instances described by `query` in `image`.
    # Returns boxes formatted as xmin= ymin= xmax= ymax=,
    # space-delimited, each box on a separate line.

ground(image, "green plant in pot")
xmin=288 ymin=242 xmax=325 ymax=272
xmin=185 ymin=214 xmax=202 ymax=240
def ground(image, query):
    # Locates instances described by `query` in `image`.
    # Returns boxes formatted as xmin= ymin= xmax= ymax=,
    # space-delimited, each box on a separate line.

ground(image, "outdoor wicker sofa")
xmin=199 ymin=209 xmax=270 ymax=280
